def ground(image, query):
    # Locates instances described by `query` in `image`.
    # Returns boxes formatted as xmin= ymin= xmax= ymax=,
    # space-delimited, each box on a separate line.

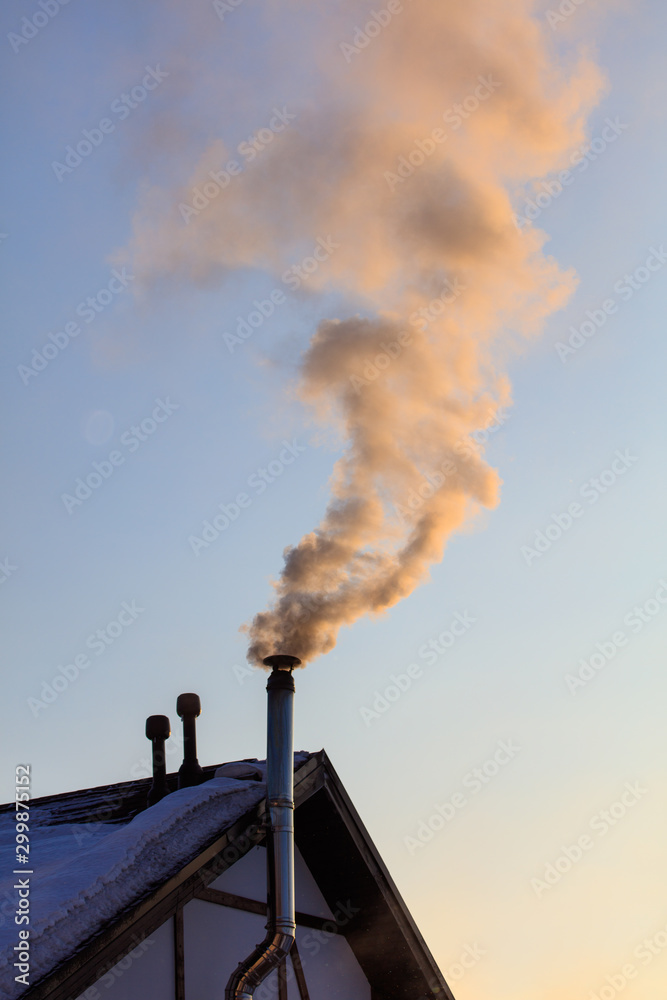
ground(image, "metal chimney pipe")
xmin=177 ymin=692 xmax=204 ymax=789
xmin=145 ymin=715 xmax=170 ymax=807
xmin=225 ymin=654 xmax=300 ymax=1000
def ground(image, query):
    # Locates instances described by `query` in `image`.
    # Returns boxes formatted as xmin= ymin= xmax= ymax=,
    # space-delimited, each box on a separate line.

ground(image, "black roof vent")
xmin=177 ymin=693 xmax=205 ymax=789
xmin=145 ymin=714 xmax=170 ymax=807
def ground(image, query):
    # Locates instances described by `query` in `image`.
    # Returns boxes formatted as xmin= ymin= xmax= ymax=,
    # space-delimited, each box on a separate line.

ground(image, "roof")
xmin=0 ymin=751 xmax=453 ymax=1000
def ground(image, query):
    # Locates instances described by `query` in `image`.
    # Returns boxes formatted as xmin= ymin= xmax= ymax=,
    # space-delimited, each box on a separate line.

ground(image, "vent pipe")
xmin=177 ymin=693 xmax=204 ymax=789
xmin=225 ymin=654 xmax=300 ymax=1000
xmin=145 ymin=715 xmax=170 ymax=807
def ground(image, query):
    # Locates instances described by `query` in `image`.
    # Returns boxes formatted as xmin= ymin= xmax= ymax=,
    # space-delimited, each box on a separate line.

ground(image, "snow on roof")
xmin=0 ymin=753 xmax=312 ymax=999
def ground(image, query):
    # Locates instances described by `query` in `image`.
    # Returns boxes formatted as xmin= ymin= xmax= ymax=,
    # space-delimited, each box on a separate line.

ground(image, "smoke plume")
xmin=122 ymin=1 xmax=604 ymax=665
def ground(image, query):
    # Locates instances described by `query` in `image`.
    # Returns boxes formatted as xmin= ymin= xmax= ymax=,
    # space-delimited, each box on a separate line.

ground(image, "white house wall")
xmin=76 ymin=919 xmax=175 ymax=1000
xmin=76 ymin=844 xmax=370 ymax=1000
xmin=291 ymin=923 xmax=372 ymax=1000
xmin=183 ymin=901 xmax=371 ymax=1000
xmin=186 ymin=845 xmax=370 ymax=999
xmin=209 ymin=845 xmax=336 ymax=919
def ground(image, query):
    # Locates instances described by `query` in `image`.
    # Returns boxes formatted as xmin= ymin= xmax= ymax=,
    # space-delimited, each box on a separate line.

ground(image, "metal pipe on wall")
xmin=224 ymin=654 xmax=300 ymax=1000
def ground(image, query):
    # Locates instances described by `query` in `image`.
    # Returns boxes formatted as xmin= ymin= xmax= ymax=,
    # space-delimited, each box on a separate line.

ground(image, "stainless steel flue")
xmin=224 ymin=654 xmax=300 ymax=1000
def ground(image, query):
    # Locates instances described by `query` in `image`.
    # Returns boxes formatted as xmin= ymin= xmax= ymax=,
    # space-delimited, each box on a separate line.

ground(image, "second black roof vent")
xmin=177 ymin=693 xmax=205 ymax=789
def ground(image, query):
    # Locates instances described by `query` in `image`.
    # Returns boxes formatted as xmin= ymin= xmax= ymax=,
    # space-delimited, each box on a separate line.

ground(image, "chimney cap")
xmin=177 ymin=693 xmax=201 ymax=718
xmin=146 ymin=714 xmax=171 ymax=741
xmin=263 ymin=654 xmax=301 ymax=670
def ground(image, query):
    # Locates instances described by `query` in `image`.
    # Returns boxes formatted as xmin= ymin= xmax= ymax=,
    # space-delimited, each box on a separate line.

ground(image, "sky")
xmin=1 ymin=1 xmax=666 ymax=999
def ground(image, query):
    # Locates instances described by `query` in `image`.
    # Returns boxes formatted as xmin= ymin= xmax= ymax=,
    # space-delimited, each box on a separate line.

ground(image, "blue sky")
xmin=1 ymin=2 xmax=666 ymax=998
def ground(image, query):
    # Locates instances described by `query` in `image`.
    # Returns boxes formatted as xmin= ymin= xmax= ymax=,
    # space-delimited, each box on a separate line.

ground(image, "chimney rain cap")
xmin=263 ymin=654 xmax=301 ymax=670
xmin=177 ymin=693 xmax=201 ymax=718
xmin=146 ymin=715 xmax=170 ymax=740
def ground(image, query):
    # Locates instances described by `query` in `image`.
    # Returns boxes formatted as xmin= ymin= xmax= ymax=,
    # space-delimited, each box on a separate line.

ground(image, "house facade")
xmin=0 ymin=751 xmax=453 ymax=1000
